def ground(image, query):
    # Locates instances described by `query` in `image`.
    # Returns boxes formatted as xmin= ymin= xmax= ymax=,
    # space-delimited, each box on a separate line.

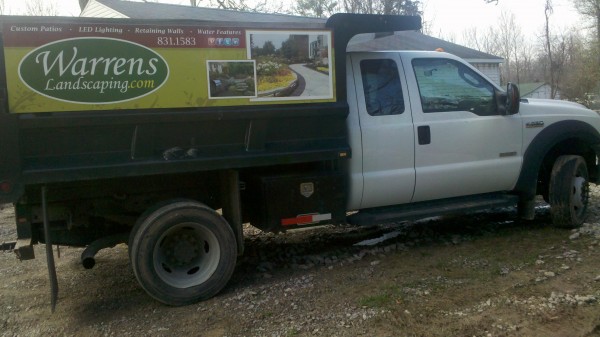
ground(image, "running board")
xmin=347 ymin=193 xmax=519 ymax=226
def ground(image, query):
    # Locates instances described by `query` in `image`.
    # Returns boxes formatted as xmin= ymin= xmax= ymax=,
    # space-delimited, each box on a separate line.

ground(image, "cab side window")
xmin=412 ymin=58 xmax=497 ymax=116
xmin=360 ymin=59 xmax=405 ymax=116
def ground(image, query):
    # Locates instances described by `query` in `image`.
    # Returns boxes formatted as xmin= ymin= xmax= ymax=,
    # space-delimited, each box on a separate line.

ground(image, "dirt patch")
xmin=1 ymin=189 xmax=600 ymax=336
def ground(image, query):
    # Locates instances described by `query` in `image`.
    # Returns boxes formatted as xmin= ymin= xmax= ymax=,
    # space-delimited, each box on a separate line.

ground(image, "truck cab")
xmin=347 ymin=51 xmax=521 ymax=209
xmin=346 ymin=50 xmax=600 ymax=226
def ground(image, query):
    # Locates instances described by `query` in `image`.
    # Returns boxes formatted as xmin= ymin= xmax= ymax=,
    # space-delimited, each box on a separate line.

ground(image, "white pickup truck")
xmin=344 ymin=50 xmax=599 ymax=229
xmin=2 ymin=14 xmax=599 ymax=307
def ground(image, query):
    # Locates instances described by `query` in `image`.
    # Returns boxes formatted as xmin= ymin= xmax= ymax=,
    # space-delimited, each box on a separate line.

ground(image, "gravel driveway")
xmin=1 ymin=189 xmax=600 ymax=336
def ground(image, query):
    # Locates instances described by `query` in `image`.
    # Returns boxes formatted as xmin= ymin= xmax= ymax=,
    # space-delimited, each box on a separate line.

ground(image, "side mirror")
xmin=505 ymin=82 xmax=520 ymax=115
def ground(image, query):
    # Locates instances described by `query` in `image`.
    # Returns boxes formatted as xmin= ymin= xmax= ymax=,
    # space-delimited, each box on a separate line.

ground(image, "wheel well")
xmin=514 ymin=120 xmax=600 ymax=200
xmin=536 ymin=138 xmax=598 ymax=196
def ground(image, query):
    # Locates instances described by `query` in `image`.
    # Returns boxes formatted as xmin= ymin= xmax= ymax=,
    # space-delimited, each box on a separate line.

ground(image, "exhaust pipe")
xmin=81 ymin=233 xmax=129 ymax=269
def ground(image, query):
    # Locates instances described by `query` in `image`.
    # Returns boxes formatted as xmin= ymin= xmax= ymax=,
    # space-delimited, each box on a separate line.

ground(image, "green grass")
xmin=359 ymin=285 xmax=404 ymax=308
xmin=286 ymin=328 xmax=300 ymax=336
xmin=261 ymin=311 xmax=274 ymax=319
xmin=360 ymin=293 xmax=394 ymax=308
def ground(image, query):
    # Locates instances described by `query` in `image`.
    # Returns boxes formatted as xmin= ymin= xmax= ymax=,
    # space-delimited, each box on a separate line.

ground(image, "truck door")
xmin=403 ymin=55 xmax=523 ymax=202
xmin=348 ymin=53 xmax=415 ymax=209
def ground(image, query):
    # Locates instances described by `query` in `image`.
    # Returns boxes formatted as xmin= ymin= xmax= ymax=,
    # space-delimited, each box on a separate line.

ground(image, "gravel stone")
xmin=3 ymin=188 xmax=600 ymax=336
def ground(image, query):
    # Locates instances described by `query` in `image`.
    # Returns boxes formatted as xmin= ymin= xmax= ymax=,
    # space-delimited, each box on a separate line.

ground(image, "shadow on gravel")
xmin=228 ymin=205 xmax=553 ymax=290
xmin=62 ymin=204 xmax=554 ymax=317
xmin=64 ymin=250 xmax=158 ymax=324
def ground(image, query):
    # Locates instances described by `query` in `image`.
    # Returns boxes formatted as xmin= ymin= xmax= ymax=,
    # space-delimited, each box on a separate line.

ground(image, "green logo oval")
xmin=19 ymin=37 xmax=169 ymax=104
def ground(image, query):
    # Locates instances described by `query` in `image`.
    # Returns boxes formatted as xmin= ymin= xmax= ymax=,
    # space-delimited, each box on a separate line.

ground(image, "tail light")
xmin=0 ymin=181 xmax=12 ymax=193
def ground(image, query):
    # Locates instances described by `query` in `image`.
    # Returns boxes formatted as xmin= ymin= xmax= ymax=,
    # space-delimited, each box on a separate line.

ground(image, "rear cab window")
xmin=360 ymin=59 xmax=405 ymax=116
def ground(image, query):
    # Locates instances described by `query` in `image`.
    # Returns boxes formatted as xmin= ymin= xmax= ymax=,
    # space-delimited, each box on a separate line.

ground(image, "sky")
xmin=423 ymin=0 xmax=583 ymax=43
xmin=3 ymin=0 xmax=587 ymax=43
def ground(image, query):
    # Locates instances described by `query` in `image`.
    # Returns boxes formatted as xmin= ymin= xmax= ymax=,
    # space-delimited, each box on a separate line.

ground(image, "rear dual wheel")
xmin=548 ymin=155 xmax=590 ymax=228
xmin=129 ymin=200 xmax=237 ymax=306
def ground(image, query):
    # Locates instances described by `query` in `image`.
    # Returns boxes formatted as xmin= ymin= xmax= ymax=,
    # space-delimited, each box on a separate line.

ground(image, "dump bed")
xmin=0 ymin=14 xmax=420 ymax=203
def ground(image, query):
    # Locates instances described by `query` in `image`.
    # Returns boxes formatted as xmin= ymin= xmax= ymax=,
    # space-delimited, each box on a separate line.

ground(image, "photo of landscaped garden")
xmin=255 ymin=56 xmax=298 ymax=96
xmin=207 ymin=60 xmax=257 ymax=98
xmin=248 ymin=31 xmax=333 ymax=99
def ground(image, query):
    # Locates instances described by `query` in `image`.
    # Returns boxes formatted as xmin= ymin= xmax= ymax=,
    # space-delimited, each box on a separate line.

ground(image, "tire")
xmin=129 ymin=200 xmax=237 ymax=306
xmin=548 ymin=155 xmax=590 ymax=228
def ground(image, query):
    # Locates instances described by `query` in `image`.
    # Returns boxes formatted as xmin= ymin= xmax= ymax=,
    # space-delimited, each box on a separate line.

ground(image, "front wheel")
xmin=129 ymin=200 xmax=237 ymax=306
xmin=548 ymin=155 xmax=590 ymax=228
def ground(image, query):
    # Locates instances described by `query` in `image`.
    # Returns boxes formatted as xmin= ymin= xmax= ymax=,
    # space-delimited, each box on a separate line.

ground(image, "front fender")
xmin=513 ymin=120 xmax=600 ymax=199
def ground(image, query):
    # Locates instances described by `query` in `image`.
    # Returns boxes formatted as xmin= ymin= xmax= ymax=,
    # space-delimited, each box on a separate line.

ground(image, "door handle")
xmin=418 ymin=126 xmax=431 ymax=145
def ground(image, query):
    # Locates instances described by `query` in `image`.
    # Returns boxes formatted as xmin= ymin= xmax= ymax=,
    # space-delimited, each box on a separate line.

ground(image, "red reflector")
xmin=281 ymin=213 xmax=333 ymax=226
xmin=281 ymin=215 xmax=314 ymax=226
xmin=0 ymin=181 xmax=11 ymax=193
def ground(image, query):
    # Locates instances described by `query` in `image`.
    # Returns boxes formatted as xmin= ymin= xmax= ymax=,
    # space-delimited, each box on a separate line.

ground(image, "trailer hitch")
xmin=0 ymin=241 xmax=16 ymax=251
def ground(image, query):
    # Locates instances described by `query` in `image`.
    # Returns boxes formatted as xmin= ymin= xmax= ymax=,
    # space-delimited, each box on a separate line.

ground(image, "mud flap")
xmin=220 ymin=170 xmax=244 ymax=256
xmin=518 ymin=198 xmax=536 ymax=220
xmin=42 ymin=187 xmax=59 ymax=312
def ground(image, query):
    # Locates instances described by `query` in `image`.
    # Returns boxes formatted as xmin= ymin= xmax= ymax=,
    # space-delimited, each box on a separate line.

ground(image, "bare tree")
xmin=555 ymin=31 xmax=592 ymax=100
xmin=434 ymin=29 xmax=457 ymax=43
xmin=0 ymin=0 xmax=5 ymax=15
xmin=419 ymin=1 xmax=433 ymax=35
xmin=517 ymin=42 xmax=536 ymax=83
xmin=465 ymin=23 xmax=540 ymax=85
xmin=295 ymin=0 xmax=338 ymax=18
xmin=190 ymin=0 xmax=244 ymax=10
xmin=266 ymin=1 xmax=293 ymax=14
xmin=462 ymin=28 xmax=483 ymax=51
xmin=211 ymin=0 xmax=250 ymax=10
xmin=341 ymin=0 xmax=421 ymax=16
xmin=574 ymin=0 xmax=600 ymax=90
xmin=544 ymin=0 xmax=558 ymax=98
xmin=504 ymin=11 xmax=525 ymax=84
xmin=482 ymin=10 xmax=523 ymax=84
xmin=188 ymin=0 xmax=286 ymax=12
xmin=25 ymin=0 xmax=58 ymax=16
xmin=574 ymin=0 xmax=600 ymax=44
xmin=461 ymin=27 xmax=496 ymax=54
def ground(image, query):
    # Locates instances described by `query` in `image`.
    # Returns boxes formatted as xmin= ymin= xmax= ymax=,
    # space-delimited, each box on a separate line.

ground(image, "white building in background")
xmin=519 ymin=82 xmax=561 ymax=100
xmin=347 ymin=31 xmax=503 ymax=85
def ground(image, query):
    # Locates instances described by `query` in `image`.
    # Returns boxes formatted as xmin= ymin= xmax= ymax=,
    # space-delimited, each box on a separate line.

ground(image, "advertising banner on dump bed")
xmin=2 ymin=20 xmax=334 ymax=113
